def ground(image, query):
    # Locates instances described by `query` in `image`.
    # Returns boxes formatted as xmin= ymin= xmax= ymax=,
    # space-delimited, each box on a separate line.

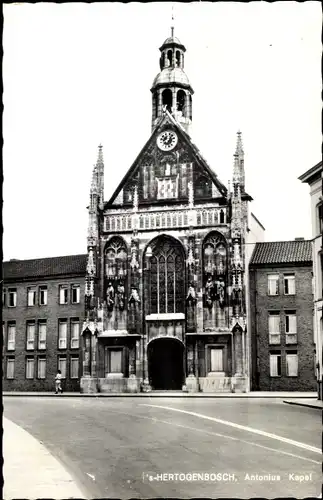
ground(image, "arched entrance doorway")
xmin=148 ymin=337 xmax=184 ymax=390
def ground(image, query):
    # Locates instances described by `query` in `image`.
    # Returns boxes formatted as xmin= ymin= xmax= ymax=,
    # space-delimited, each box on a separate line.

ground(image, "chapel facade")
xmin=81 ymin=30 xmax=253 ymax=393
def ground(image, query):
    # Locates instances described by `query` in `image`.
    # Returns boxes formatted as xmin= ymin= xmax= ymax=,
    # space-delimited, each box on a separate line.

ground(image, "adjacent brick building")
xmin=249 ymin=240 xmax=316 ymax=391
xmin=2 ymin=255 xmax=86 ymax=391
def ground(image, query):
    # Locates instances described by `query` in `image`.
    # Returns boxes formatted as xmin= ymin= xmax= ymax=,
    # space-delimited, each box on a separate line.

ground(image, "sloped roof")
xmin=106 ymin=110 xmax=228 ymax=207
xmin=250 ymin=240 xmax=312 ymax=267
xmin=298 ymin=161 xmax=322 ymax=184
xmin=3 ymin=254 xmax=87 ymax=281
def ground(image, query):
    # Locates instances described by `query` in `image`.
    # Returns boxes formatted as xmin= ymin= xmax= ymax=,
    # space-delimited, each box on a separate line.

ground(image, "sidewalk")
xmin=3 ymin=390 xmax=319 ymax=398
xmin=283 ymin=398 xmax=323 ymax=410
xmin=3 ymin=417 xmax=86 ymax=499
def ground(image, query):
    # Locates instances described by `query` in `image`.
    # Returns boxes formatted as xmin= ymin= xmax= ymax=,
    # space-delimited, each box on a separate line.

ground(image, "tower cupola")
xmin=151 ymin=29 xmax=194 ymax=134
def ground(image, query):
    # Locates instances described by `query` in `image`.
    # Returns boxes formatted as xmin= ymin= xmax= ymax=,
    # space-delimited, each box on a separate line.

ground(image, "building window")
xmin=209 ymin=347 xmax=224 ymax=372
xmin=26 ymin=357 xmax=35 ymax=379
xmin=2 ymin=288 xmax=6 ymax=307
xmin=38 ymin=321 xmax=47 ymax=350
xmin=147 ymin=235 xmax=185 ymax=314
xmin=70 ymin=356 xmax=79 ymax=379
xmin=58 ymin=356 xmax=67 ymax=379
xmin=58 ymin=320 xmax=67 ymax=349
xmin=268 ymin=274 xmax=279 ymax=296
xmin=285 ymin=310 xmax=297 ymax=344
xmin=39 ymin=286 xmax=48 ymax=306
xmin=6 ymin=357 xmax=15 ymax=379
xmin=70 ymin=319 xmax=80 ymax=349
xmin=284 ymin=274 xmax=295 ymax=295
xmin=37 ymin=357 xmax=46 ymax=379
xmin=108 ymin=348 xmax=123 ymax=374
xmin=8 ymin=288 xmax=17 ymax=307
xmin=27 ymin=287 xmax=37 ymax=306
xmin=7 ymin=323 xmax=16 ymax=351
xmin=268 ymin=312 xmax=280 ymax=344
xmin=269 ymin=352 xmax=281 ymax=377
xmin=71 ymin=284 xmax=80 ymax=304
xmin=286 ymin=352 xmax=298 ymax=377
xmin=26 ymin=321 xmax=35 ymax=350
xmin=59 ymin=285 xmax=68 ymax=304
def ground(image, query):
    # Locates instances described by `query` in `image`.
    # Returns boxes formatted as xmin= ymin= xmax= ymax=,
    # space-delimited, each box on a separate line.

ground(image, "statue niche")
xmin=186 ymin=282 xmax=197 ymax=333
xmin=203 ymin=234 xmax=228 ymax=329
xmin=128 ymin=286 xmax=140 ymax=334
xmin=104 ymin=237 xmax=128 ymax=331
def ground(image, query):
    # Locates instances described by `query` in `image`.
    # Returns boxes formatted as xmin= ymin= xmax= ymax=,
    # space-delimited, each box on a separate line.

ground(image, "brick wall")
xmin=3 ymin=276 xmax=84 ymax=392
xmin=249 ymin=264 xmax=316 ymax=391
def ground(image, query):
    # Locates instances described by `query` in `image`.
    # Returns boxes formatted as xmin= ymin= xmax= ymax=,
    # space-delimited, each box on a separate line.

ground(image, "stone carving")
xmin=128 ymin=286 xmax=140 ymax=306
xmin=106 ymin=282 xmax=115 ymax=312
xmin=130 ymin=240 xmax=139 ymax=271
xmin=186 ymin=283 xmax=196 ymax=305
xmin=204 ymin=276 xmax=216 ymax=309
xmin=117 ymin=282 xmax=125 ymax=311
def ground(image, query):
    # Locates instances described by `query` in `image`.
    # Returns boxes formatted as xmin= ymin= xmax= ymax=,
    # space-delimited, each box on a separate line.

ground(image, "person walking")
xmin=55 ymin=370 xmax=63 ymax=394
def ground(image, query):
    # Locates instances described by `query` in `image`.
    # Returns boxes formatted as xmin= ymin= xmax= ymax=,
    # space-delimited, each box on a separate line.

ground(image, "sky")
xmin=3 ymin=2 xmax=321 ymax=260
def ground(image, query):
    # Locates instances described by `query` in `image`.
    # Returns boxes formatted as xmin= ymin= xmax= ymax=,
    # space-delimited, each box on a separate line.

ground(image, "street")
xmin=4 ymin=396 xmax=322 ymax=498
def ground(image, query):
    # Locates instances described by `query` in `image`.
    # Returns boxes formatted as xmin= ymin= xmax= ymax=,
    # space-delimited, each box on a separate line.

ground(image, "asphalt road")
xmin=4 ymin=397 xmax=322 ymax=498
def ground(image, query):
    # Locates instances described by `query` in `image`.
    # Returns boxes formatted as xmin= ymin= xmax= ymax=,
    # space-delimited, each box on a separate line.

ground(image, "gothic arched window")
xmin=146 ymin=236 xmax=185 ymax=314
xmin=203 ymin=233 xmax=227 ymax=281
xmin=105 ymin=237 xmax=127 ymax=279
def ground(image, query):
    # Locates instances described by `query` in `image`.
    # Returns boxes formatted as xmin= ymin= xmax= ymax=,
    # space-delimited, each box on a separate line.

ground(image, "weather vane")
xmin=171 ymin=3 xmax=175 ymax=37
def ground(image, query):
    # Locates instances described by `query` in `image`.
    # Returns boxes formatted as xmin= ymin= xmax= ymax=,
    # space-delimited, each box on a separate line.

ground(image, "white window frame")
xmin=268 ymin=312 xmax=281 ymax=345
xmin=71 ymin=285 xmax=80 ymax=304
xmin=38 ymin=321 xmax=47 ymax=350
xmin=286 ymin=353 xmax=298 ymax=377
xmin=70 ymin=320 xmax=80 ymax=349
xmin=37 ymin=357 xmax=46 ymax=379
xmin=27 ymin=287 xmax=37 ymax=306
xmin=70 ymin=356 xmax=79 ymax=379
xmin=267 ymin=274 xmax=279 ymax=296
xmin=284 ymin=274 xmax=295 ymax=295
xmin=58 ymin=356 xmax=67 ymax=379
xmin=8 ymin=288 xmax=17 ymax=307
xmin=26 ymin=358 xmax=35 ymax=379
xmin=269 ymin=353 xmax=281 ymax=377
xmin=6 ymin=358 xmax=15 ymax=379
xmin=285 ymin=311 xmax=297 ymax=344
xmin=7 ymin=323 xmax=16 ymax=351
xmin=58 ymin=321 xmax=67 ymax=349
xmin=59 ymin=286 xmax=68 ymax=305
xmin=26 ymin=322 xmax=35 ymax=350
xmin=39 ymin=286 xmax=48 ymax=306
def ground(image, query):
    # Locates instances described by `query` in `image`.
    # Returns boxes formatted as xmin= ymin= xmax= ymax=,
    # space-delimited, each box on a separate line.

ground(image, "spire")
xmin=96 ymin=144 xmax=104 ymax=208
xmin=233 ymin=130 xmax=245 ymax=191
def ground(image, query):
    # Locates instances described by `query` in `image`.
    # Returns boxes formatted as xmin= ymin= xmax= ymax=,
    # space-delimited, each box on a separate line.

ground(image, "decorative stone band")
xmin=104 ymin=207 xmax=227 ymax=232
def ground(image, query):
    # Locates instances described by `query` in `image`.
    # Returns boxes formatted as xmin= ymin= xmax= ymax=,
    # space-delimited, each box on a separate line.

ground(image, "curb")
xmin=3 ymin=417 xmax=86 ymax=499
xmin=3 ymin=392 xmax=319 ymax=399
xmin=283 ymin=400 xmax=323 ymax=410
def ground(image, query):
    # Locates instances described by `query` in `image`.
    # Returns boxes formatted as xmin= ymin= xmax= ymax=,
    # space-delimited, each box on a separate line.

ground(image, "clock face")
xmin=157 ymin=130 xmax=178 ymax=151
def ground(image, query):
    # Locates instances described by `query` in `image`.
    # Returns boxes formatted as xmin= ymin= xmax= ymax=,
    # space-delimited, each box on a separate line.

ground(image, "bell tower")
xmin=150 ymin=27 xmax=194 ymax=135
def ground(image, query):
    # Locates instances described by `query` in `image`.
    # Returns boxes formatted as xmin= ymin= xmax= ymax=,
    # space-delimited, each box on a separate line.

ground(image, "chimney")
xmin=294 ymin=237 xmax=304 ymax=241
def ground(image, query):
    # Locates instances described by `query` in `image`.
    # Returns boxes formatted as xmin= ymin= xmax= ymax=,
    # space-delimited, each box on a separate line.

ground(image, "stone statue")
xmin=106 ymin=282 xmax=115 ymax=312
xmin=204 ymin=276 xmax=215 ymax=309
xmin=186 ymin=283 xmax=196 ymax=305
xmin=128 ymin=286 xmax=140 ymax=306
xmin=117 ymin=282 xmax=125 ymax=311
xmin=217 ymin=278 xmax=225 ymax=308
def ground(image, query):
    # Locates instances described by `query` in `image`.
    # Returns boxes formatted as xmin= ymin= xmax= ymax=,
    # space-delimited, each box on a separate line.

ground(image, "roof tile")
xmin=250 ymin=240 xmax=312 ymax=266
xmin=3 ymin=254 xmax=87 ymax=281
